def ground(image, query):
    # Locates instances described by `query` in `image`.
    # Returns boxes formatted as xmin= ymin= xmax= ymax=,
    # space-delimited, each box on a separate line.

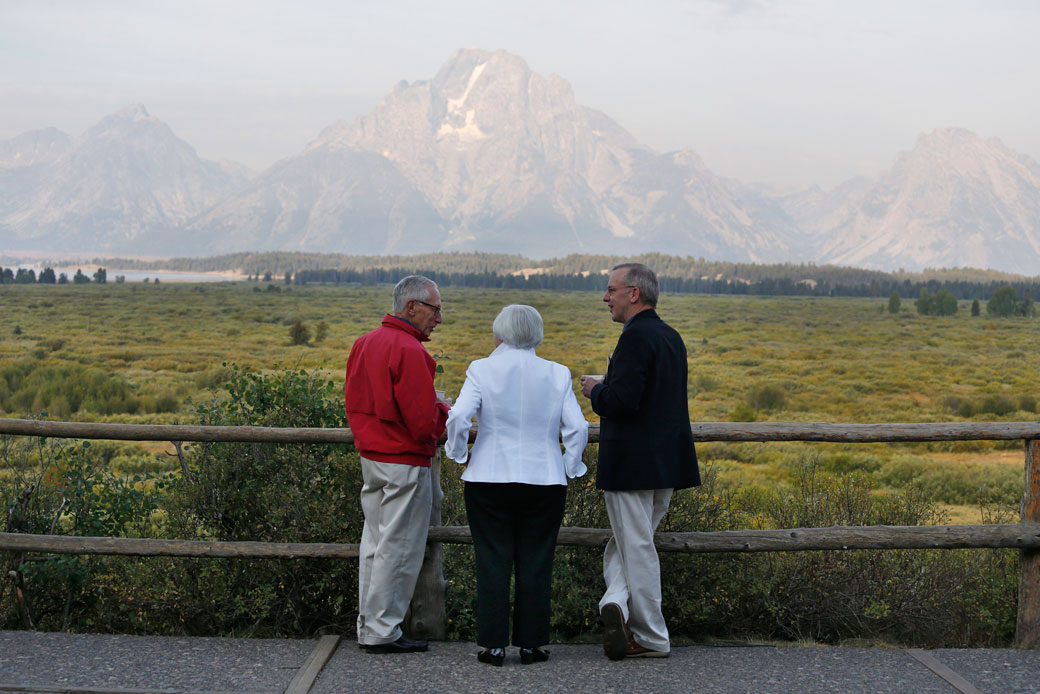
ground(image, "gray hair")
xmin=392 ymin=275 xmax=438 ymax=314
xmin=492 ymin=304 xmax=543 ymax=349
xmin=612 ymin=262 xmax=659 ymax=308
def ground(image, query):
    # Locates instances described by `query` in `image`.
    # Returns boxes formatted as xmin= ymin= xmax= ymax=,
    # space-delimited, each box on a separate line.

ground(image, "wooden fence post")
xmin=406 ymin=447 xmax=447 ymax=639
xmin=1015 ymin=439 xmax=1040 ymax=648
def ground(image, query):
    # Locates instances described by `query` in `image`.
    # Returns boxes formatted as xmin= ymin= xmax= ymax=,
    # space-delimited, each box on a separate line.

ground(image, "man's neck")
xmin=390 ymin=312 xmax=416 ymax=329
xmin=622 ymin=304 xmax=653 ymax=323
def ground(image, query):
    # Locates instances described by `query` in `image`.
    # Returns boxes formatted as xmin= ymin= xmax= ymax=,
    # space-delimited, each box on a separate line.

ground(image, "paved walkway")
xmin=2 ymin=631 xmax=1038 ymax=694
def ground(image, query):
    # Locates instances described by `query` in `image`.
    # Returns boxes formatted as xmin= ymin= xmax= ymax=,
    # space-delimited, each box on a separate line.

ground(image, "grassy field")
xmin=2 ymin=280 xmax=1038 ymax=520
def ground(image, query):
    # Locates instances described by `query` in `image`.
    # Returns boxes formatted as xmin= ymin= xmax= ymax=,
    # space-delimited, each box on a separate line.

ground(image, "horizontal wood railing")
xmin=5 ymin=417 xmax=1040 ymax=443
xmin=3 ymin=523 xmax=1039 ymax=557
xmin=1 ymin=417 xmax=1038 ymax=647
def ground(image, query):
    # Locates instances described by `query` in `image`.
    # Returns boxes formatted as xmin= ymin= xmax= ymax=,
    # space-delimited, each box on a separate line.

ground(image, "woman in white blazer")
xmin=444 ymin=304 xmax=588 ymax=666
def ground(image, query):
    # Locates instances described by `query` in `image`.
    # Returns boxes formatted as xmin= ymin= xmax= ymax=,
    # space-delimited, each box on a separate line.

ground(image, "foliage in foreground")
xmin=1 ymin=366 xmax=1020 ymax=646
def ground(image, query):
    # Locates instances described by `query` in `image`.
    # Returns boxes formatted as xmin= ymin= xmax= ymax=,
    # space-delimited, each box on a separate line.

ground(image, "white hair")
xmin=492 ymin=304 xmax=543 ymax=349
xmin=392 ymin=275 xmax=437 ymax=314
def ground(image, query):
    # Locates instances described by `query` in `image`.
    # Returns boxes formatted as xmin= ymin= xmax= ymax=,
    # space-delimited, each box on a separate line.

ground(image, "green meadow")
xmin=1 ymin=281 xmax=1035 ymax=643
xmin=2 ymin=281 xmax=1034 ymax=519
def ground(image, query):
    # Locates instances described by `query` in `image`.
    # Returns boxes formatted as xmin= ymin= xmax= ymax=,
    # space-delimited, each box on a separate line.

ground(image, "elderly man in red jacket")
xmin=345 ymin=275 xmax=450 ymax=654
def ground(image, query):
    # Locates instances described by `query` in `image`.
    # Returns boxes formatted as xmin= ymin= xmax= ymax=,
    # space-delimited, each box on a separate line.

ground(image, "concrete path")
xmin=2 ymin=631 xmax=1038 ymax=694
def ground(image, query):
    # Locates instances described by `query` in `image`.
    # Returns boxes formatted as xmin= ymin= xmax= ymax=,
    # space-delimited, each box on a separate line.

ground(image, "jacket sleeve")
xmin=444 ymin=367 xmax=481 ymax=464
xmin=590 ymin=329 xmax=650 ymax=418
xmin=559 ymin=371 xmax=589 ymax=478
xmin=392 ymin=344 xmax=447 ymax=445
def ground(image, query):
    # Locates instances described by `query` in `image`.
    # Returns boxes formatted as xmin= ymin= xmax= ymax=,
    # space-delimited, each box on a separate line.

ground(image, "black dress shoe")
xmin=520 ymin=647 xmax=549 ymax=664
xmin=359 ymin=636 xmax=429 ymax=653
xmin=477 ymin=647 xmax=505 ymax=666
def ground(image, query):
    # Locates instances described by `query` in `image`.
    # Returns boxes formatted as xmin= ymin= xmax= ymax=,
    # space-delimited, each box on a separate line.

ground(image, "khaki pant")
xmin=357 ymin=456 xmax=431 ymax=645
xmin=599 ymin=488 xmax=673 ymax=653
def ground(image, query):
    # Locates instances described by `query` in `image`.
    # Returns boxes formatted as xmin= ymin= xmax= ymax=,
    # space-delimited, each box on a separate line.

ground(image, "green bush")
xmin=1 ymin=435 xmax=165 ymax=631
xmin=694 ymin=373 xmax=720 ymax=393
xmin=0 ymin=367 xmax=1023 ymax=646
xmin=657 ymin=457 xmax=1016 ymax=646
xmin=288 ymin=320 xmax=310 ymax=345
xmin=728 ymin=402 xmax=758 ymax=422
xmin=0 ymin=361 xmax=156 ymax=416
xmin=160 ymin=365 xmax=363 ymax=635
xmin=748 ymin=384 xmax=786 ymax=411
xmin=876 ymin=456 xmax=1021 ymax=506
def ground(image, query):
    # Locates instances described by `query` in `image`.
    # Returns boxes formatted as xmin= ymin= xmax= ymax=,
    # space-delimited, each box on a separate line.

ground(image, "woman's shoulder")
xmin=532 ymin=355 xmax=575 ymax=379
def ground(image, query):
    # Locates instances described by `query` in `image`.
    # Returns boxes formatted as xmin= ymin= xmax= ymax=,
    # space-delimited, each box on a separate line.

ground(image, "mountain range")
xmin=3 ymin=48 xmax=1040 ymax=274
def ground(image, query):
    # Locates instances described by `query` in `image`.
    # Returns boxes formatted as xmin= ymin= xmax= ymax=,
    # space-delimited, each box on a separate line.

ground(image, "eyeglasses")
xmin=605 ymin=285 xmax=636 ymax=295
xmin=415 ymin=300 xmax=442 ymax=315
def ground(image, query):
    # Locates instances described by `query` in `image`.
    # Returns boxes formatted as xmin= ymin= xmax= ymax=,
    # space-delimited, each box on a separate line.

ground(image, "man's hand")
xmin=580 ymin=375 xmax=604 ymax=398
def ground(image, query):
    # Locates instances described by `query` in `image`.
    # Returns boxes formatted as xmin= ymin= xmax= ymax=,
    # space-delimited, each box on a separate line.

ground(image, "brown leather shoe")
xmin=626 ymin=638 xmax=669 ymax=658
xmin=601 ymin=602 xmax=629 ymax=661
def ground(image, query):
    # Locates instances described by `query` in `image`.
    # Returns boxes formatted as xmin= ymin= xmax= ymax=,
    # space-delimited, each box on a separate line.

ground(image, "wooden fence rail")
xmin=5 ymin=417 xmax=1040 ymax=443
xmin=1 ymin=417 xmax=1038 ymax=647
xmin=3 ymin=523 xmax=1040 ymax=557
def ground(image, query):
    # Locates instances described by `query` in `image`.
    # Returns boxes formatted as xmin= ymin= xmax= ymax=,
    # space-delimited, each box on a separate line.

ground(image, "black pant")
xmin=464 ymin=481 xmax=567 ymax=649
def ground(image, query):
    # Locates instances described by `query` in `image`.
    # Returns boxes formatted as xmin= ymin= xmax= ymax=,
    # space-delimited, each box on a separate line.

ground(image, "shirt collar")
xmin=381 ymin=313 xmax=429 ymax=342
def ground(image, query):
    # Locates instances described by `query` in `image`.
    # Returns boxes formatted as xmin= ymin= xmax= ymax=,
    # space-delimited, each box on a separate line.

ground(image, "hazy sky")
xmin=1 ymin=0 xmax=1037 ymax=188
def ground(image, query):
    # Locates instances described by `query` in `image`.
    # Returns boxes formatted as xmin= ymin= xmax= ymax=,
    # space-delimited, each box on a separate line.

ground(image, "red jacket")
xmin=344 ymin=315 xmax=449 ymax=466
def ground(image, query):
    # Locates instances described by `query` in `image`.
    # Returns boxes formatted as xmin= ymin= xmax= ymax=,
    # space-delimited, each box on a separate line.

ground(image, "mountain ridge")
xmin=2 ymin=49 xmax=1040 ymax=273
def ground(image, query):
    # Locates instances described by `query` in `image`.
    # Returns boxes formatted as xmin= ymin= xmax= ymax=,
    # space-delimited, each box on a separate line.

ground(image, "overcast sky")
xmin=1 ymin=0 xmax=1036 ymax=188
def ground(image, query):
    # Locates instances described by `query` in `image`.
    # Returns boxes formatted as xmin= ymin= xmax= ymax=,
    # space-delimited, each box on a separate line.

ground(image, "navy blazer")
xmin=590 ymin=309 xmax=700 ymax=491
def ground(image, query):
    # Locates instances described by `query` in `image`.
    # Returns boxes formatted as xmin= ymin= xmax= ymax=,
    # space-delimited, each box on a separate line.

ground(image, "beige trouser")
xmin=599 ymin=488 xmax=673 ymax=653
xmin=357 ymin=456 xmax=431 ymax=645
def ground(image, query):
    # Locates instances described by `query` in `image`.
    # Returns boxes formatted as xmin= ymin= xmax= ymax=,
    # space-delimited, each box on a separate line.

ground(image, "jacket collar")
xmin=623 ymin=307 xmax=659 ymax=331
xmin=489 ymin=342 xmax=535 ymax=357
xmin=381 ymin=313 xmax=430 ymax=342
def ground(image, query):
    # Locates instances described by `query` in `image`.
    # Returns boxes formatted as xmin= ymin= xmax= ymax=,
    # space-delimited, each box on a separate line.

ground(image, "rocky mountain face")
xmin=0 ymin=127 xmax=70 ymax=169
xmin=784 ymin=129 xmax=1040 ymax=274
xmin=2 ymin=50 xmax=1040 ymax=273
xmin=0 ymin=105 xmax=248 ymax=252
xmin=182 ymin=145 xmax=446 ymax=255
xmin=209 ymin=48 xmax=799 ymax=259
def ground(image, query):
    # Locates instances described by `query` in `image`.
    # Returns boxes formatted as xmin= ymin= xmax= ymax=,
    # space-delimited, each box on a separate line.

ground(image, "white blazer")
xmin=444 ymin=343 xmax=588 ymax=485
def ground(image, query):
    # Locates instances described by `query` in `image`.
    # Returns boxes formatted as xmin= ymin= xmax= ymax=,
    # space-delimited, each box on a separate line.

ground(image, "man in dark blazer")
xmin=581 ymin=262 xmax=699 ymax=660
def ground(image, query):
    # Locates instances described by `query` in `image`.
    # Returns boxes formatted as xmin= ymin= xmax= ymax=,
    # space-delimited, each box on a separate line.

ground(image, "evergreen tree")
xmin=887 ymin=291 xmax=901 ymax=314
xmin=935 ymin=289 xmax=958 ymax=315
xmin=1021 ymin=289 xmax=1035 ymax=317
xmin=916 ymin=288 xmax=934 ymax=315
xmin=289 ymin=320 xmax=311 ymax=345
xmin=987 ymin=286 xmax=1019 ymax=316
xmin=971 ymin=299 xmax=980 ymax=316
xmin=93 ymin=267 xmax=107 ymax=283
xmin=37 ymin=267 xmax=57 ymax=284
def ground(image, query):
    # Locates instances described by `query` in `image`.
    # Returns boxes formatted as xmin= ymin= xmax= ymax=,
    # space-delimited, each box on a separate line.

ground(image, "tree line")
xmin=0 ymin=267 xmax=158 ymax=285
xmin=7 ymin=251 xmax=1040 ymax=303
xmin=0 ymin=267 xmax=108 ymax=284
xmin=291 ymin=265 xmax=1040 ymax=303
xmin=16 ymin=250 xmax=1036 ymax=288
